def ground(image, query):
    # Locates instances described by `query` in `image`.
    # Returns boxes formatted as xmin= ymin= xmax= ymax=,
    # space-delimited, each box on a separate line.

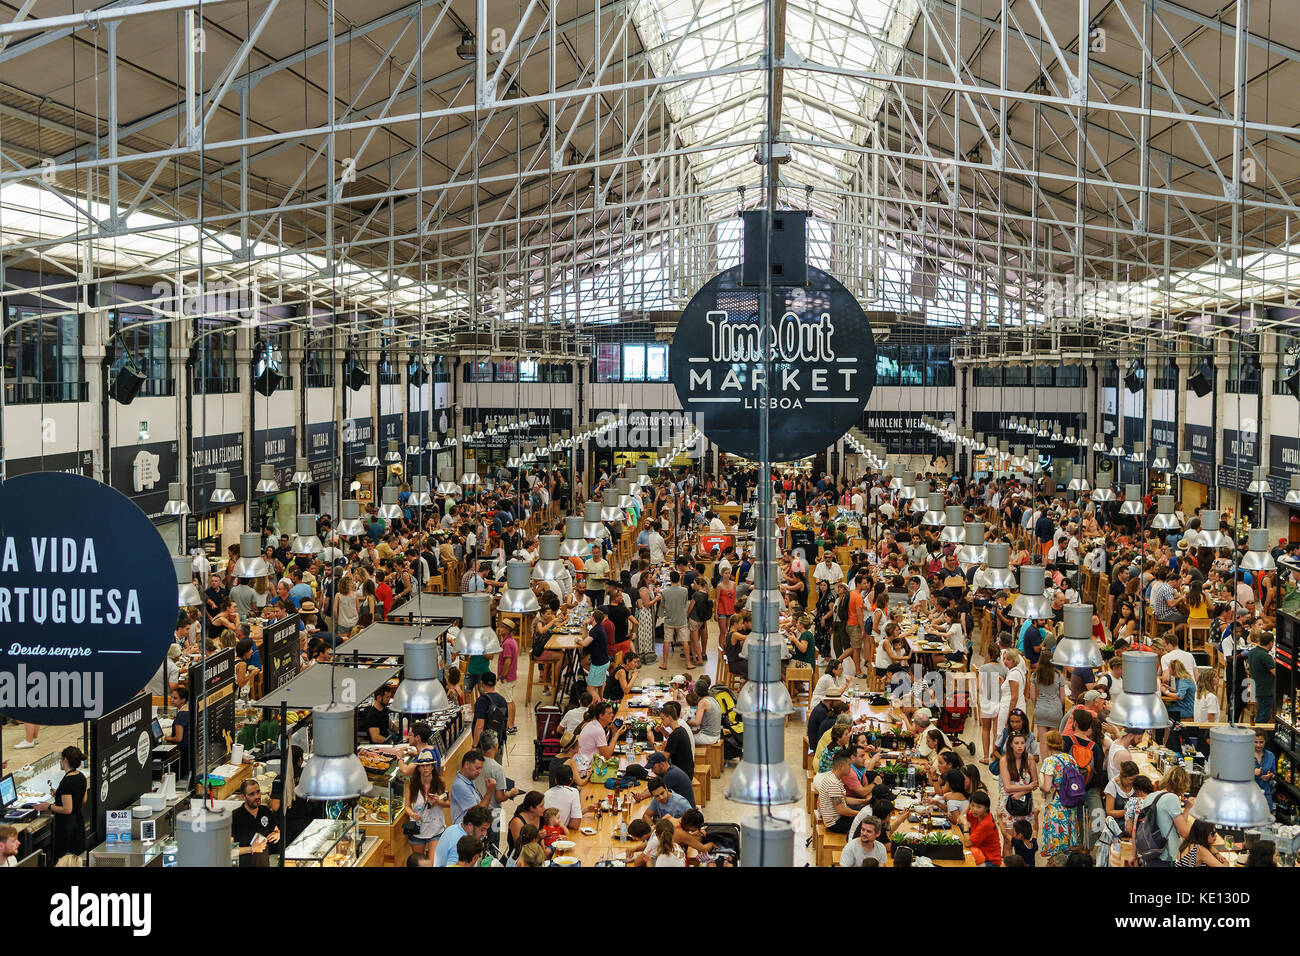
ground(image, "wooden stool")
xmin=784 ymin=663 xmax=813 ymax=712
xmin=707 ymin=741 xmax=724 ymax=778
xmin=524 ymin=654 xmax=554 ymax=705
xmin=692 ymin=765 xmax=710 ymax=805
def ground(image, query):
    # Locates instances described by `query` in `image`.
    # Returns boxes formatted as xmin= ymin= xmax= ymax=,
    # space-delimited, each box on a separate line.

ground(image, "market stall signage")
xmin=1222 ymin=427 xmax=1260 ymax=466
xmin=0 ymin=472 xmax=175 ymax=724
xmin=253 ymin=426 xmax=296 ymax=488
xmin=669 ymin=265 xmax=876 ymax=462
xmin=191 ymin=432 xmax=247 ymax=508
xmin=1185 ymin=423 xmax=1214 ymax=464
xmin=109 ymin=440 xmax=179 ymax=520
xmin=261 ymin=613 xmax=300 ymax=694
xmin=92 ymin=692 xmax=153 ymax=813
xmin=307 ymin=421 xmax=337 ymax=482
xmin=343 ymin=416 xmax=373 ymax=473
xmin=5 ymin=451 xmax=94 ymax=479
xmin=189 ymin=646 xmax=236 ymax=766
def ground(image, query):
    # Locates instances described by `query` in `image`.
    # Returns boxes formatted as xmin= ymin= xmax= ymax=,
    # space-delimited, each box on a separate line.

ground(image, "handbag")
xmin=1005 ymin=793 xmax=1032 ymax=817
xmin=590 ymin=755 xmax=619 ymax=785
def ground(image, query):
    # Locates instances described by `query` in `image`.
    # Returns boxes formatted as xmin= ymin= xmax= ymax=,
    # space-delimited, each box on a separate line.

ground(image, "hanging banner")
xmin=306 ymin=421 xmax=337 ymax=482
xmin=110 ymin=440 xmax=180 ymax=520
xmin=1150 ymin=419 xmax=1178 ymax=462
xmin=253 ymin=426 xmax=296 ymax=489
xmin=1185 ymin=423 xmax=1214 ymax=464
xmin=343 ymin=417 xmax=374 ymax=473
xmin=379 ymin=413 xmax=404 ymax=454
xmin=669 ymin=265 xmax=877 ymax=462
xmin=0 ymin=473 xmax=176 ymax=724
xmin=92 ymin=692 xmax=153 ymax=814
xmin=1222 ymin=427 xmax=1260 ymax=467
xmin=191 ymin=432 xmax=247 ymax=509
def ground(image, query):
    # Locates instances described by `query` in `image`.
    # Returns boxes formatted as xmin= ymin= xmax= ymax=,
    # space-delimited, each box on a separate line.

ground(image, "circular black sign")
xmin=669 ymin=265 xmax=877 ymax=462
xmin=0 ymin=472 xmax=176 ymax=724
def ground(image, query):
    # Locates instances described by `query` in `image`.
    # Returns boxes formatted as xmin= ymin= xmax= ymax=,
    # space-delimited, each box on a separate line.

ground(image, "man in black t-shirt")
xmin=230 ymin=779 xmax=279 ymax=867
xmin=472 ymin=672 xmax=510 ymax=745
xmin=361 ymin=685 xmax=395 ymax=744
xmin=601 ymin=582 xmax=635 ymax=648
xmin=656 ymin=701 xmax=694 ymax=778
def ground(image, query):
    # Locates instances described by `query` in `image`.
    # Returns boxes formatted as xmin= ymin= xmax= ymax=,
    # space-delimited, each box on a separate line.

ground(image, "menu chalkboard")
xmin=261 ymin=614 xmax=301 ymax=695
xmin=92 ymin=692 xmax=153 ymax=816
xmin=189 ymin=647 xmax=237 ymax=770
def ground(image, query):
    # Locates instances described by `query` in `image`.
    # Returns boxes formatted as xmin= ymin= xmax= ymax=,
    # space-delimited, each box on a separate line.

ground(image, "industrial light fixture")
xmin=254 ymin=464 xmax=280 ymax=495
xmin=297 ymin=704 xmax=373 ymax=801
xmin=1051 ymin=604 xmax=1103 ymax=668
xmin=582 ymin=500 xmax=606 ymax=540
xmin=1050 ymin=422 xmax=1064 ymax=441
xmin=957 ymin=522 xmax=987 ymax=570
xmin=209 ymin=471 xmax=236 ymax=503
xmin=291 ymin=457 xmax=313 ymax=484
xmin=361 ymin=444 xmax=381 ymax=468
xmin=600 ymin=488 xmax=625 ymax=522
xmin=175 ymin=556 xmax=201 ymax=607
xmin=1062 ymin=426 xmax=1076 ymax=446
xmin=1066 ymin=463 xmax=1091 ymax=494
xmin=1011 ymin=565 xmax=1053 ymax=619
xmin=1037 ymin=420 xmax=1050 ymax=438
xmin=920 ymin=492 xmax=946 ymax=527
xmin=438 ymin=465 xmax=462 ymax=498
xmin=455 ymin=31 xmax=476 ymax=60
xmin=1091 ymin=483 xmax=1116 ymax=503
xmin=337 ymin=499 xmax=367 ymax=536
xmin=1247 ymin=466 xmax=1272 ymax=495
xmin=499 ymin=560 xmax=542 ymax=612
xmin=390 ymin=638 xmax=450 ymax=714
xmin=162 ymin=482 xmax=191 ymax=516
xmin=1150 ymin=446 xmax=1172 ymax=471
xmin=1191 ymin=726 xmax=1274 ymax=829
xmin=453 ymin=594 xmax=502 ymax=655
xmin=460 ymin=459 xmax=482 ymax=487
xmin=1175 ymin=451 xmax=1194 ymax=476
xmin=1127 ymin=441 xmax=1146 ymax=463
xmin=408 ymin=476 xmax=432 ymax=507
xmin=1240 ymin=528 xmax=1277 ymax=572
xmin=939 ymin=505 xmax=966 ymax=544
xmin=1092 ymin=433 xmax=1108 ymax=453
xmin=983 ymin=541 xmax=1017 ymax=590
xmin=1199 ymin=510 xmax=1232 ymax=549
xmin=1110 ymin=437 xmax=1125 ymax=457
xmin=384 ymin=440 xmax=402 ymax=463
xmin=1287 ymin=475 xmax=1300 ymax=504
xmin=406 ymin=435 xmax=423 ymax=457
xmin=506 ymin=443 xmax=523 ymax=468
xmin=291 ymin=514 xmax=323 ymax=555
xmin=1118 ymin=484 xmax=1144 ymax=515
xmin=560 ymin=515 xmax=592 ymax=559
xmin=1149 ymin=495 xmax=1182 ymax=531
xmin=231 ymin=533 xmax=271 ymax=578
xmin=533 ymin=534 xmax=572 ymax=595
xmin=1108 ymin=651 xmax=1171 ymax=730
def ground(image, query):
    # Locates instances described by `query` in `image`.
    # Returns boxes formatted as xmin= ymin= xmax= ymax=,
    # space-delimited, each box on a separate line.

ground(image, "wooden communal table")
xmin=544 ymin=628 xmax=587 ymax=706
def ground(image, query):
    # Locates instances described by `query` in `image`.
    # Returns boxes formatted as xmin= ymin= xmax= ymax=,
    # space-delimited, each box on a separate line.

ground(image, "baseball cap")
xmin=645 ymin=752 xmax=668 ymax=768
xmin=1082 ymin=690 xmax=1104 ymax=703
xmin=913 ymin=707 xmax=932 ymax=722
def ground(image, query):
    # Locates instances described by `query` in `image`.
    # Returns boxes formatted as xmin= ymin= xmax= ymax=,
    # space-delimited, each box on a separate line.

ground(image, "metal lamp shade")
xmin=600 ymin=488 xmax=624 ymax=522
xmin=939 ymin=505 xmax=966 ymax=543
xmin=177 ymin=808 xmax=233 ymax=867
xmin=972 ymin=432 xmax=987 ymax=452
xmin=561 ymin=516 xmax=593 ymax=558
xmin=921 ymin=493 xmax=946 ymax=527
xmin=176 ymin=556 xmax=201 ymax=607
xmin=1149 ymin=495 xmax=1182 ymax=531
xmin=162 ymin=482 xmax=191 ymax=516
xmin=209 ymin=471 xmax=236 ymax=503
xmin=1128 ymin=441 xmax=1146 ymax=463
xmin=1287 ymin=475 xmax=1300 ymax=504
xmin=1108 ymin=652 xmax=1170 ymax=730
xmin=615 ymin=477 xmax=637 ymax=510
xmin=957 ymin=522 xmax=987 ymax=570
xmin=909 ymin=488 xmax=928 ymax=513
xmin=296 ymin=705 xmax=373 ymax=801
xmin=1240 ymin=528 xmax=1277 ymax=571
xmin=533 ymin=535 xmax=572 ymax=595
xmin=425 ymin=436 xmax=440 ymax=452
xmin=460 ymin=460 xmax=482 ymax=487
xmin=725 ymin=715 xmax=802 ymax=805
xmin=453 ymin=594 xmax=501 ymax=655
xmin=377 ymin=485 xmax=404 ymax=520
xmin=1092 ymin=434 xmax=1108 ymax=453
xmin=635 ymin=460 xmax=651 ymax=487
xmin=1175 ymin=451 xmax=1194 ymax=476
xmin=337 ymin=499 xmax=367 ymax=536
xmin=408 ymin=476 xmax=433 ymax=507
xmin=1052 ymin=604 xmax=1103 ymax=668
xmin=361 ymin=444 xmax=381 ymax=468
xmin=291 ymin=514 xmax=323 ymax=555
xmin=437 ymin=466 xmax=462 ymax=498
xmin=734 ymin=673 xmax=795 ymax=717
xmin=1247 ymin=466 xmax=1272 ymax=495
xmin=1118 ymin=484 xmax=1145 ymax=514
xmin=500 ymin=560 xmax=542 ymax=613
xmin=1110 ymin=438 xmax=1125 ymax=457
xmin=384 ymin=440 xmax=402 ymax=463
xmin=898 ymin=480 xmax=916 ymax=502
xmin=406 ymin=435 xmax=423 ymax=457
xmin=390 ymin=638 xmax=449 ymax=714
xmin=983 ymin=542 xmax=1018 ymax=590
xmin=1066 ymin=463 xmax=1091 ymax=493
xmin=506 ymin=444 xmax=523 ymax=468
xmin=255 ymin=464 xmax=280 ymax=495
xmin=291 ymin=457 xmax=313 ymax=484
xmin=583 ymin=501 xmax=606 ymax=540
xmin=231 ymin=533 xmax=271 ymax=578
xmin=1199 ymin=510 xmax=1232 ymax=549
xmin=1011 ymin=565 xmax=1053 ymax=619
xmin=1151 ymin=446 xmax=1171 ymax=471
xmin=1191 ymin=726 xmax=1274 ymax=829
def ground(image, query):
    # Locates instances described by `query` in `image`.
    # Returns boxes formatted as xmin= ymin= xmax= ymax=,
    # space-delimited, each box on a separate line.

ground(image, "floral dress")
xmin=1040 ymin=752 xmax=1081 ymax=858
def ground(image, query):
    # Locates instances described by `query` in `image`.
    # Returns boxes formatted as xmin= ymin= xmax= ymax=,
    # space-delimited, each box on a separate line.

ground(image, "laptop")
xmin=150 ymin=718 xmax=164 ymax=744
xmin=0 ymin=774 xmax=37 ymax=822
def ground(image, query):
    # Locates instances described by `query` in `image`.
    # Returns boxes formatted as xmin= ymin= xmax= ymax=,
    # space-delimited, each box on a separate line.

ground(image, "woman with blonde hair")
xmin=1030 ymin=654 xmax=1066 ymax=757
xmin=333 ymin=573 xmax=361 ymax=637
xmin=997 ymin=649 xmax=1027 ymax=737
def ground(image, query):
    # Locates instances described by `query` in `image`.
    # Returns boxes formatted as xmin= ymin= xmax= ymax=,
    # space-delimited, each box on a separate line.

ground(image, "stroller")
xmin=709 ymin=684 xmax=745 ymax=761
xmin=701 ymin=822 xmax=741 ymax=866
xmin=532 ymin=705 xmax=563 ymax=780
xmin=936 ymin=686 xmax=977 ymax=756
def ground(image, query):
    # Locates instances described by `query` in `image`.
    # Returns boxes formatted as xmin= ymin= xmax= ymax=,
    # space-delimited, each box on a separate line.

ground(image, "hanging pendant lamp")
xmin=336 ymin=499 xmax=367 ymax=537
xmin=957 ymin=522 xmax=987 ymax=570
xmin=1191 ymin=726 xmax=1274 ymax=829
xmin=453 ymin=593 xmax=502 ymax=655
xmin=1175 ymin=451 xmax=1194 ymax=476
xmin=291 ymin=514 xmax=323 ymax=555
xmin=582 ymin=501 xmax=606 ymax=541
xmin=408 ymin=476 xmax=433 ymax=507
xmin=176 ymin=556 xmax=201 ymax=607
xmin=1011 ymin=565 xmax=1053 ymax=619
xmin=291 ymin=457 xmax=313 ymax=484
xmin=1052 ymin=604 xmax=1103 ymax=668
xmin=377 ymin=486 xmax=404 ymax=521
xmin=1149 ymin=495 xmax=1181 ymax=531
xmin=983 ymin=541 xmax=1017 ymax=590
xmin=939 ymin=505 xmax=966 ymax=544
xmin=1240 ymin=528 xmax=1277 ymax=572
xmin=297 ymin=704 xmax=373 ymax=801
xmin=1108 ymin=651 xmax=1171 ymax=730
xmin=384 ymin=440 xmax=402 ymax=464
xmin=163 ymin=482 xmax=191 ymax=515
xmin=231 ymin=533 xmax=270 ymax=578
xmin=254 ymin=464 xmax=280 ymax=495
xmin=1198 ymin=510 xmax=1232 ymax=549
xmin=499 ymin=559 xmax=542 ymax=613
xmin=921 ymin=492 xmax=946 ymax=527
xmin=209 ymin=471 xmax=236 ymax=504
xmin=361 ymin=444 xmax=381 ymax=468
xmin=390 ymin=638 xmax=450 ymax=714
xmin=438 ymin=465 xmax=462 ymax=498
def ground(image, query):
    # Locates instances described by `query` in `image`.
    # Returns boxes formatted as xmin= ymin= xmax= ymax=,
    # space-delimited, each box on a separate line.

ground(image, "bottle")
xmin=618 ymin=812 xmax=627 ymax=843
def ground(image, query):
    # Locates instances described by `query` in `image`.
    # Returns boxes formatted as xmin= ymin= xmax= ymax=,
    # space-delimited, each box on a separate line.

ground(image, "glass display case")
xmin=283 ymin=817 xmax=361 ymax=868
xmin=357 ymin=765 xmax=406 ymax=826
xmin=10 ymin=750 xmax=69 ymax=806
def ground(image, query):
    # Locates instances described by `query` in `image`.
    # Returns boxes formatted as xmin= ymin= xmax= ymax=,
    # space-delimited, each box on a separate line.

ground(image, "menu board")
xmin=261 ymin=614 xmax=301 ymax=695
xmin=92 ymin=692 xmax=153 ymax=815
xmin=188 ymin=647 xmax=237 ymax=769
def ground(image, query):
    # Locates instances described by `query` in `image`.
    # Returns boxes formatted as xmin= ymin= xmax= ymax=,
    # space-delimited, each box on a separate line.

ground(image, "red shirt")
xmin=602 ymin=618 xmax=617 ymax=656
xmin=967 ymin=809 xmax=1002 ymax=866
xmin=376 ymin=583 xmax=394 ymax=617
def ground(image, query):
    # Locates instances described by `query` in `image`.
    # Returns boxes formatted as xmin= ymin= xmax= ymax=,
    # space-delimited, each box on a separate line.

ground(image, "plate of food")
xmin=579 ymin=826 xmax=597 ymax=836
xmin=551 ymin=839 xmax=576 ymax=852
xmin=551 ymin=856 xmax=580 ymax=867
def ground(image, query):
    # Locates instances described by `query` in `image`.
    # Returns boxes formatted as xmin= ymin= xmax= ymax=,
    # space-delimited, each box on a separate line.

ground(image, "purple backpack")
xmin=1058 ymin=754 xmax=1088 ymax=808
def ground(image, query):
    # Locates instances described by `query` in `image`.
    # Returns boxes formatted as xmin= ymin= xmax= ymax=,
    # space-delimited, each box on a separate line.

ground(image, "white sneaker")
xmin=13 ymin=740 xmax=36 ymax=749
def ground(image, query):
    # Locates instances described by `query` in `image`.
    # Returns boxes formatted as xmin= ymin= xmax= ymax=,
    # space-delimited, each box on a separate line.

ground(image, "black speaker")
xmin=109 ymin=366 xmax=144 ymax=405
xmin=347 ymin=363 xmax=370 ymax=391
xmin=1187 ymin=364 xmax=1214 ymax=397
xmin=1124 ymin=363 xmax=1145 ymax=394
xmin=254 ymin=367 xmax=281 ymax=397
xmin=741 ymin=210 xmax=809 ymax=286
xmin=1284 ymin=366 xmax=1300 ymax=400
xmin=408 ymin=362 xmax=427 ymax=388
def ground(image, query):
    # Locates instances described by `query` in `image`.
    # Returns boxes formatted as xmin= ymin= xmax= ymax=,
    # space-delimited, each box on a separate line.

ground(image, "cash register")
xmin=149 ymin=717 xmax=181 ymax=781
xmin=0 ymin=773 xmax=39 ymax=823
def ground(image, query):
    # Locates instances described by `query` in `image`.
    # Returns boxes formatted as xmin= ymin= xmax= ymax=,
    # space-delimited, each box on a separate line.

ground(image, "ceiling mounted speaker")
xmin=1187 ymin=363 xmax=1213 ymax=397
xmin=1124 ymin=363 xmax=1145 ymax=394
xmin=253 ymin=366 xmax=280 ymax=397
xmin=347 ymin=363 xmax=370 ymax=391
xmin=109 ymin=366 xmax=144 ymax=405
xmin=408 ymin=361 xmax=428 ymax=388
xmin=1283 ymin=365 xmax=1300 ymax=401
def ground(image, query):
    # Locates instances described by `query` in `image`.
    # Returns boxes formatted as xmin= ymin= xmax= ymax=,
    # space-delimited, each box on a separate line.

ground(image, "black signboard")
xmin=1123 ymin=416 xmax=1146 ymax=449
xmin=379 ymin=413 xmax=404 ymax=451
xmin=469 ymin=408 xmax=570 ymax=450
xmin=343 ymin=417 xmax=374 ymax=473
xmin=668 ymin=265 xmax=877 ymax=462
xmin=253 ymin=426 xmax=296 ymax=489
xmin=188 ymin=647 xmax=237 ymax=767
xmin=1150 ymin=419 xmax=1178 ymax=457
xmin=1218 ymin=465 xmax=1254 ymax=494
xmin=1222 ymin=427 xmax=1260 ymax=467
xmin=109 ymin=440 xmax=180 ymax=520
xmin=92 ymin=692 xmax=153 ymax=814
xmin=1272 ymin=435 xmax=1300 ymax=481
xmin=864 ymin=410 xmax=954 ymax=456
xmin=5 ymin=450 xmax=94 ymax=478
xmin=971 ymin=411 xmax=1084 ymax=462
xmin=191 ymin=432 xmax=247 ymax=510
xmin=586 ymin=409 xmax=667 ymax=451
xmin=1185 ymin=423 xmax=1214 ymax=464
xmin=260 ymin=614 xmax=301 ymax=695
xmin=306 ymin=421 xmax=336 ymax=483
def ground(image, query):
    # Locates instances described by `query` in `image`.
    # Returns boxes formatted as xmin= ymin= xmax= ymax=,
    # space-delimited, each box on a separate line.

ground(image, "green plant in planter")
xmin=920 ymin=832 xmax=962 ymax=847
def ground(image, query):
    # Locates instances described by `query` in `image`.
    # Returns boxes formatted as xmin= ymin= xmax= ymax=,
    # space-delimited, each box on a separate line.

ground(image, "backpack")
xmin=1066 ymin=735 xmax=1096 ymax=785
xmin=483 ymin=692 xmax=509 ymax=739
xmin=1134 ymin=791 xmax=1178 ymax=864
xmin=1057 ymin=753 xmax=1088 ymax=809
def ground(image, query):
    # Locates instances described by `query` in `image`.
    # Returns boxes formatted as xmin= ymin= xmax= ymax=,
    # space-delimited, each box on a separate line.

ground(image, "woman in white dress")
xmin=996 ymin=649 xmax=1027 ymax=737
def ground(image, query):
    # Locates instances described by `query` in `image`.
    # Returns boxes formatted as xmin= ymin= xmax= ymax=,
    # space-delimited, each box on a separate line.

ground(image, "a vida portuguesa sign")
xmin=0 ymin=472 xmax=175 ymax=724
xmin=669 ymin=265 xmax=876 ymax=462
